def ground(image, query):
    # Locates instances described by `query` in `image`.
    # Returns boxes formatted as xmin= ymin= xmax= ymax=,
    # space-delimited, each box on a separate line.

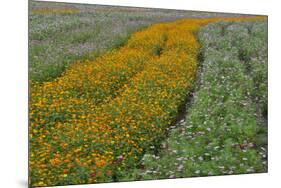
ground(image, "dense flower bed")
xmin=29 ymin=17 xmax=265 ymax=186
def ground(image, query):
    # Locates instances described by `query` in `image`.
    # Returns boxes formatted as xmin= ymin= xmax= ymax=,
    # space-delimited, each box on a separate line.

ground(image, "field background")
xmin=29 ymin=1 xmax=244 ymax=82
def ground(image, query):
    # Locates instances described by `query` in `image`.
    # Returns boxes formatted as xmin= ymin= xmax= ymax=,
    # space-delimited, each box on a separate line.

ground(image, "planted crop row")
xmin=29 ymin=17 xmax=265 ymax=187
xmin=29 ymin=19 xmax=201 ymax=186
xmin=137 ymin=20 xmax=267 ymax=180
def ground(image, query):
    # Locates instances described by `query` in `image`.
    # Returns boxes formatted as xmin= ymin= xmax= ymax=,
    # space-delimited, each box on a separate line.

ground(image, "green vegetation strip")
xmin=133 ymin=21 xmax=267 ymax=180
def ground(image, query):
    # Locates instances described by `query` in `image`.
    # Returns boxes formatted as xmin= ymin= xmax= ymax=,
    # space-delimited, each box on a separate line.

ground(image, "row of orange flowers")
xmin=29 ymin=16 xmax=265 ymax=187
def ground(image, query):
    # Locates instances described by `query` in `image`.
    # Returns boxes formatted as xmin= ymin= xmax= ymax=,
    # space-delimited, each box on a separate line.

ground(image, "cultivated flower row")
xmin=29 ymin=17 xmax=265 ymax=186
xmin=137 ymin=20 xmax=267 ymax=180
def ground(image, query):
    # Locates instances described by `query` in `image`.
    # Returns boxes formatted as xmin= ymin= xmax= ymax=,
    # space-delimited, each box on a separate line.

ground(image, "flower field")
xmin=29 ymin=3 xmax=267 ymax=186
xmin=136 ymin=20 xmax=267 ymax=180
xmin=29 ymin=18 xmax=201 ymax=186
xmin=30 ymin=1 xmax=233 ymax=83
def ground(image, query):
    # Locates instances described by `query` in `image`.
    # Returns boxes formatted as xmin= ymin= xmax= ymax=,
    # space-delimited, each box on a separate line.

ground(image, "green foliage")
xmin=152 ymin=44 xmax=163 ymax=56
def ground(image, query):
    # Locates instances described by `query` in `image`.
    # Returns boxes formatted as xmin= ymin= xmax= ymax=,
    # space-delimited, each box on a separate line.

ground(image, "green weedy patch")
xmin=132 ymin=20 xmax=267 ymax=180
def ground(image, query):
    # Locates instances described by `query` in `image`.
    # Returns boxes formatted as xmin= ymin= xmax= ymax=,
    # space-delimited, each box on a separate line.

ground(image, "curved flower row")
xmin=136 ymin=20 xmax=267 ymax=180
xmin=29 ymin=16 xmax=265 ymax=187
